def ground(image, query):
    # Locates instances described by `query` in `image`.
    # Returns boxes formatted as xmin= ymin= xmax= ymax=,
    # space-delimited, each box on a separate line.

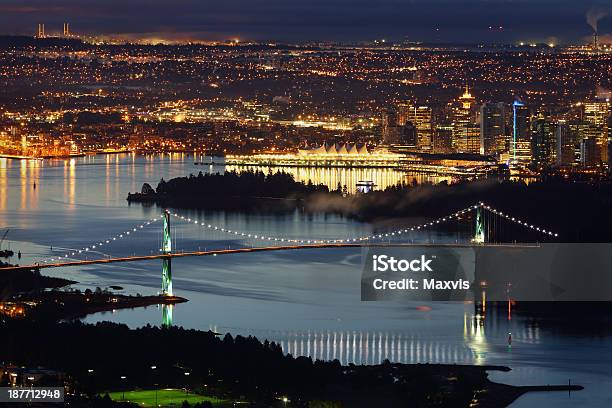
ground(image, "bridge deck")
xmin=2 ymin=243 xmax=536 ymax=271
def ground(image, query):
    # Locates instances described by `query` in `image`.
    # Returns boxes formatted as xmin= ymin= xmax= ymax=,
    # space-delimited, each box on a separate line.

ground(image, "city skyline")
xmin=0 ymin=0 xmax=612 ymax=44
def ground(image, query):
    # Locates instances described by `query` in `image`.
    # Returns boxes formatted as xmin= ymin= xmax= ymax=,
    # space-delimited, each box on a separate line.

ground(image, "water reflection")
xmin=178 ymin=304 xmax=548 ymax=367
xmin=225 ymin=164 xmax=450 ymax=194
xmin=162 ymin=304 xmax=173 ymax=327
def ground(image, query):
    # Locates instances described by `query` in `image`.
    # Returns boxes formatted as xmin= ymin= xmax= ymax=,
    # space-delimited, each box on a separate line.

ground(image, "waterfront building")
xmin=531 ymin=112 xmax=556 ymax=169
xmin=556 ymin=121 xmax=579 ymax=167
xmin=583 ymin=99 xmax=610 ymax=162
xmin=382 ymin=110 xmax=402 ymax=144
xmin=452 ymin=86 xmax=480 ymax=154
xmin=581 ymin=137 xmax=601 ymax=168
xmin=511 ymin=101 xmax=532 ymax=167
xmin=398 ymin=104 xmax=433 ymax=150
xmin=433 ymin=125 xmax=454 ymax=153
xmin=480 ymin=102 xmax=506 ymax=156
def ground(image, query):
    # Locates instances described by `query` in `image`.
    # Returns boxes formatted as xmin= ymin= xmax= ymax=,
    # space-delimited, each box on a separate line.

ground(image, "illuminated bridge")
xmin=5 ymin=202 xmax=557 ymax=297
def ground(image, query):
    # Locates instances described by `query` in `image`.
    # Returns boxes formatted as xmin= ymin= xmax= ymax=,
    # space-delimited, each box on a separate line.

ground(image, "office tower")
xmin=531 ymin=112 xmax=555 ymax=169
xmin=608 ymin=116 xmax=612 ymax=174
xmin=581 ymin=137 xmax=600 ymax=168
xmin=452 ymin=86 xmax=480 ymax=153
xmin=400 ymin=121 xmax=418 ymax=148
xmin=512 ymin=101 xmax=531 ymax=166
xmin=583 ymin=99 xmax=610 ymax=162
xmin=381 ymin=109 xmax=402 ymax=144
xmin=480 ymin=102 xmax=506 ymax=156
xmin=398 ymin=103 xmax=433 ymax=150
xmin=434 ymin=125 xmax=454 ymax=153
xmin=556 ymin=121 xmax=579 ymax=167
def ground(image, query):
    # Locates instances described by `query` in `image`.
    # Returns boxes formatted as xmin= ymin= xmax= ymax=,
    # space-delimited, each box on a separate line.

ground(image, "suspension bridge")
xmin=3 ymin=202 xmax=558 ymax=297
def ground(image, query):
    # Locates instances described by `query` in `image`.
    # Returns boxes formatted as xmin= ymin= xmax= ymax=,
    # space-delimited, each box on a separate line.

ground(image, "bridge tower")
xmin=161 ymin=210 xmax=173 ymax=296
xmin=473 ymin=206 xmax=485 ymax=244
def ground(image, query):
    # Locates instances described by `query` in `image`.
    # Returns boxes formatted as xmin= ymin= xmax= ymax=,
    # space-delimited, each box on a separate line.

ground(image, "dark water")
xmin=1 ymin=154 xmax=611 ymax=407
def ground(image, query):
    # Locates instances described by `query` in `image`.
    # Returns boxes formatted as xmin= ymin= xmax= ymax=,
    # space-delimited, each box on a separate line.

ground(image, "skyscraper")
xmin=583 ymin=99 xmax=610 ymax=162
xmin=531 ymin=112 xmax=555 ymax=169
xmin=581 ymin=137 xmax=600 ymax=168
xmin=480 ymin=102 xmax=506 ymax=156
xmin=381 ymin=109 xmax=401 ymax=144
xmin=556 ymin=121 xmax=579 ymax=167
xmin=398 ymin=103 xmax=433 ymax=150
xmin=401 ymin=121 xmax=418 ymax=148
xmin=452 ymin=86 xmax=480 ymax=153
xmin=433 ymin=125 xmax=454 ymax=153
xmin=512 ymin=101 xmax=531 ymax=166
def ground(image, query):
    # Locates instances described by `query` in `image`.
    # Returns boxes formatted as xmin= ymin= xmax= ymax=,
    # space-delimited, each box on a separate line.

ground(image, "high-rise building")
xmin=381 ymin=110 xmax=402 ymax=144
xmin=400 ymin=121 xmax=418 ymax=148
xmin=512 ymin=101 xmax=531 ymax=166
xmin=433 ymin=125 xmax=454 ymax=153
xmin=452 ymin=86 xmax=480 ymax=153
xmin=583 ymin=99 xmax=610 ymax=162
xmin=581 ymin=137 xmax=601 ymax=168
xmin=531 ymin=112 xmax=555 ymax=169
xmin=398 ymin=103 xmax=433 ymax=150
xmin=480 ymin=102 xmax=506 ymax=156
xmin=608 ymin=115 xmax=612 ymax=173
xmin=556 ymin=121 xmax=579 ymax=167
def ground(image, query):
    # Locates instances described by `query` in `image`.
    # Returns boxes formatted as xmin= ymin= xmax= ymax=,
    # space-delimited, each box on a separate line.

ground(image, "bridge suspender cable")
xmin=168 ymin=201 xmax=558 ymax=245
xmin=39 ymin=202 xmax=558 ymax=264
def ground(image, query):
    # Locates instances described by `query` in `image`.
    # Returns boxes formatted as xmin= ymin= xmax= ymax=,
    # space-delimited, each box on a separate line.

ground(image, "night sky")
xmin=0 ymin=0 xmax=611 ymax=44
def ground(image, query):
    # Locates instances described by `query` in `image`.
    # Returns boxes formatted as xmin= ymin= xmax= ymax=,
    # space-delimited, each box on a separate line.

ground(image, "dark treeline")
xmin=127 ymin=170 xmax=331 ymax=210
xmin=304 ymin=177 xmax=612 ymax=242
xmin=0 ymin=320 xmax=489 ymax=407
xmin=0 ymin=267 xmax=74 ymax=299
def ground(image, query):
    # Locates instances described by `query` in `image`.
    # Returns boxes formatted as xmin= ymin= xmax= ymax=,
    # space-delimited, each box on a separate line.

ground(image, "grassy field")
xmin=106 ymin=389 xmax=224 ymax=407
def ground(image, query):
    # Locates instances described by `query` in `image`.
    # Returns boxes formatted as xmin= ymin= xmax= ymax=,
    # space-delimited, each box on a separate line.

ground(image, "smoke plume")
xmin=587 ymin=7 xmax=608 ymax=32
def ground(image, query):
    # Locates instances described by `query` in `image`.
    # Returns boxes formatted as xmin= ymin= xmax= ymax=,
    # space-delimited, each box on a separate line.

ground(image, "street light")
xmin=86 ymin=369 xmax=95 ymax=396
xmin=120 ymin=376 xmax=127 ymax=401
xmin=151 ymin=366 xmax=158 ymax=407
xmin=184 ymin=372 xmax=190 ymax=396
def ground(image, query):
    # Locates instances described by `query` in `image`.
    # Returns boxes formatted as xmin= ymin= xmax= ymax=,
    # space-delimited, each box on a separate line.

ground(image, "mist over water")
xmin=2 ymin=154 xmax=612 ymax=407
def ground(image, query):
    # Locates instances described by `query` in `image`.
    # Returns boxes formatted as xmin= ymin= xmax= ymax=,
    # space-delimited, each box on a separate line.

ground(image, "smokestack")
xmin=63 ymin=23 xmax=70 ymax=37
xmin=36 ymin=23 xmax=45 ymax=38
xmin=593 ymin=31 xmax=599 ymax=52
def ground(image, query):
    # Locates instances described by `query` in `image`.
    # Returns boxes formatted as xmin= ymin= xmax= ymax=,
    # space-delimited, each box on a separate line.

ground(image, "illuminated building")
xmin=556 ymin=121 xmax=579 ymax=167
xmin=581 ymin=137 xmax=600 ymax=168
xmin=512 ymin=101 xmax=531 ymax=167
xmin=583 ymin=99 xmax=610 ymax=162
xmin=400 ymin=121 xmax=418 ymax=149
xmin=530 ymin=112 xmax=555 ymax=169
xmin=398 ymin=104 xmax=433 ymax=150
xmin=381 ymin=110 xmax=402 ymax=144
xmin=480 ymin=102 xmax=506 ymax=156
xmin=433 ymin=125 xmax=454 ymax=153
xmin=452 ymin=86 xmax=480 ymax=154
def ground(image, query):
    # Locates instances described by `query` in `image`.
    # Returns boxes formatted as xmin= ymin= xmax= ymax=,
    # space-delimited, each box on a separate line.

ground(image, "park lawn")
xmin=106 ymin=388 xmax=224 ymax=407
